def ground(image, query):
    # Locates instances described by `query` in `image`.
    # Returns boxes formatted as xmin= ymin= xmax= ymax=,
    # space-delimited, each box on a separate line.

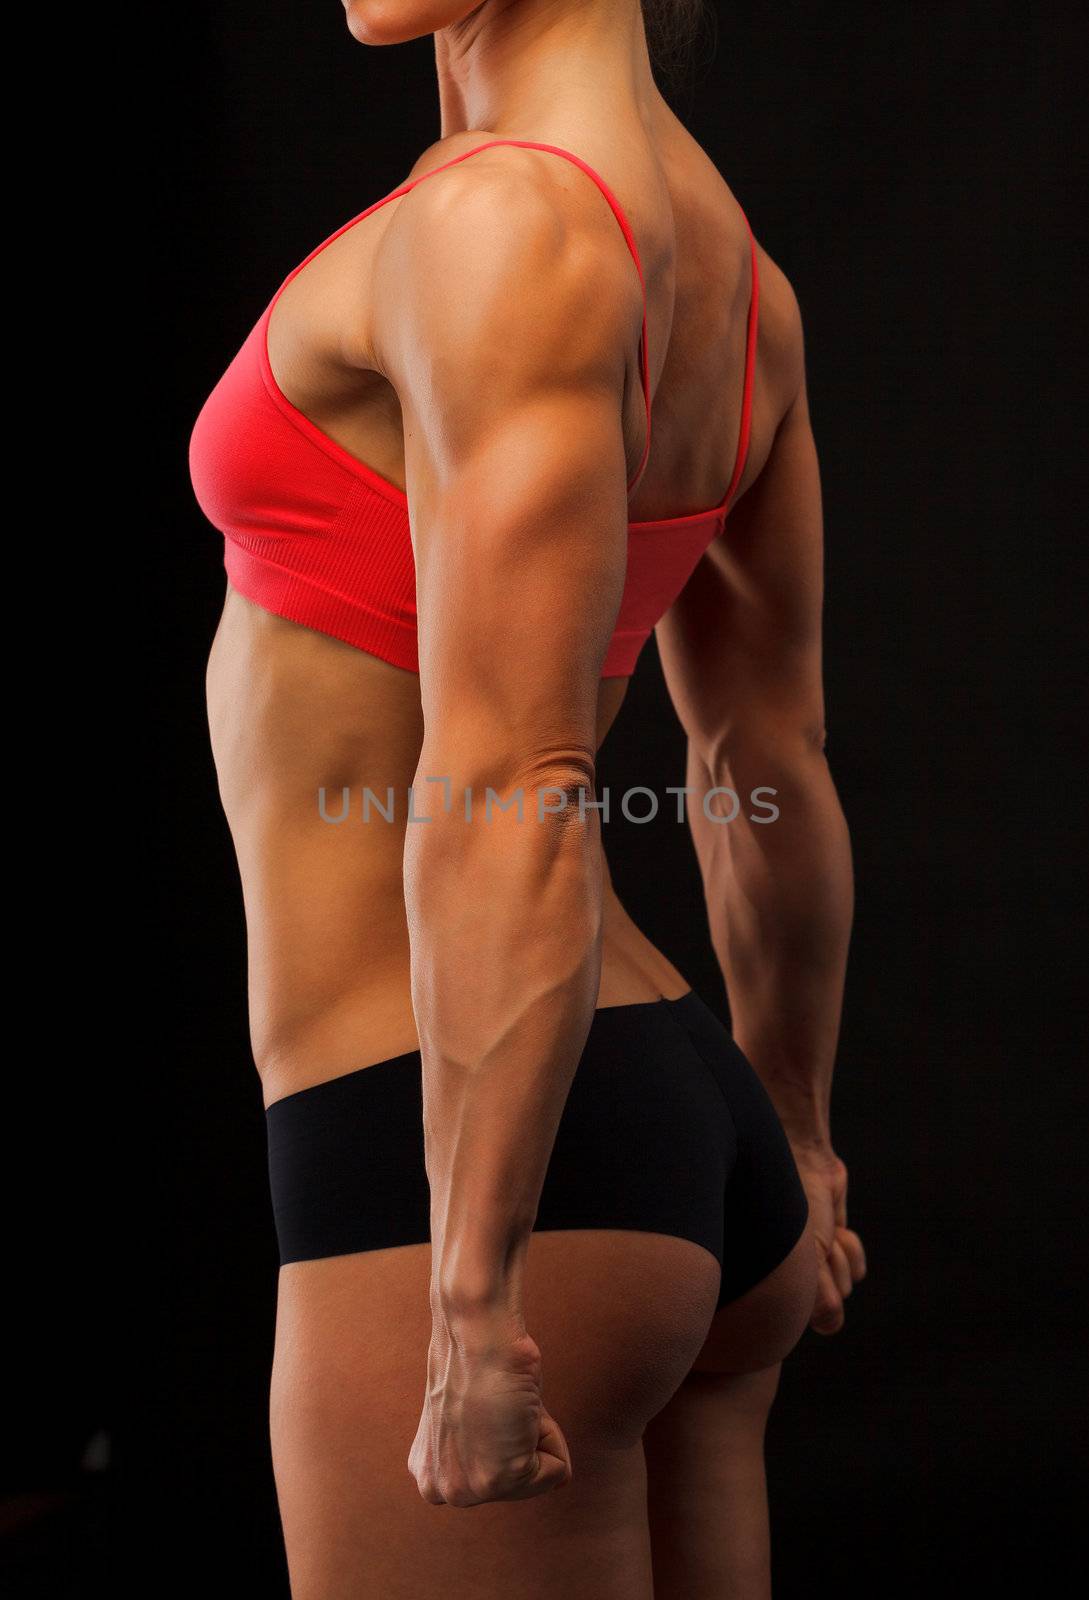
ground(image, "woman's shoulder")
xmin=369 ymin=134 xmax=650 ymax=375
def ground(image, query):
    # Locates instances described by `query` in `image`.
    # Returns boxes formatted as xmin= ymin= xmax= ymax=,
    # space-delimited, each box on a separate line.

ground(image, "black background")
xmin=14 ymin=3 xmax=1084 ymax=1596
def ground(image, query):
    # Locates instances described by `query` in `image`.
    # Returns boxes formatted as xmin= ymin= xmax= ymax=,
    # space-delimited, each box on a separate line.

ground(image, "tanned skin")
xmin=204 ymin=1 xmax=863 ymax=1592
xmin=656 ymin=292 xmax=866 ymax=1343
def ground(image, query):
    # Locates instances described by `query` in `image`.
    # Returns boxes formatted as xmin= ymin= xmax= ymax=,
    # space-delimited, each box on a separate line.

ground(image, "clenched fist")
xmin=409 ymin=1315 xmax=573 ymax=1507
xmin=791 ymin=1144 xmax=867 ymax=1334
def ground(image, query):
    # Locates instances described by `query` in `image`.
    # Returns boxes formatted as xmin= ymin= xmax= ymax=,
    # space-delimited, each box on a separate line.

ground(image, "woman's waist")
xmin=250 ymin=888 xmax=692 ymax=1107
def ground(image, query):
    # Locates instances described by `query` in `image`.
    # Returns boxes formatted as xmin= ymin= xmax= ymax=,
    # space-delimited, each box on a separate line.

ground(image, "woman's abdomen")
xmin=207 ymin=588 xmax=425 ymax=1101
xmin=207 ymin=585 xmax=693 ymax=1107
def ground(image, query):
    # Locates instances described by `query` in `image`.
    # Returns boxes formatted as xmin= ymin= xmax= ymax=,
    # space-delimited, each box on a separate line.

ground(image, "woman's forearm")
xmin=404 ymin=756 xmax=603 ymax=1326
xmin=688 ymin=737 xmax=853 ymax=1149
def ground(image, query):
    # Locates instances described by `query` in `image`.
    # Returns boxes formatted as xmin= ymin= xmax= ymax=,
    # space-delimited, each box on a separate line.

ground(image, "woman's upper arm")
xmin=656 ymin=295 xmax=828 ymax=763
xmin=372 ymin=160 xmax=641 ymax=775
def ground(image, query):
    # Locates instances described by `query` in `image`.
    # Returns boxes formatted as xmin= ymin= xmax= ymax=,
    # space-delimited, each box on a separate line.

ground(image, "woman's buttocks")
xmin=207 ymin=586 xmax=693 ymax=1106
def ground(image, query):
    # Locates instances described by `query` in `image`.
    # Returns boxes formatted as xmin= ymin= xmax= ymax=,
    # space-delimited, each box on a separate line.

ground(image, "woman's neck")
xmin=433 ymin=0 xmax=662 ymax=140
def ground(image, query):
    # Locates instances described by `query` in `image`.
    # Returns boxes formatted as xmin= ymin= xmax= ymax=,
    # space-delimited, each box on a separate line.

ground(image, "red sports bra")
xmin=189 ymin=138 xmax=759 ymax=678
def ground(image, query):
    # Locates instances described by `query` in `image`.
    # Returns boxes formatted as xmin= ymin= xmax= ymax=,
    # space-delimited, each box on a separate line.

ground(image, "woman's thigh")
xmin=641 ymin=1233 xmax=817 ymax=1600
xmin=270 ymin=1228 xmax=721 ymax=1600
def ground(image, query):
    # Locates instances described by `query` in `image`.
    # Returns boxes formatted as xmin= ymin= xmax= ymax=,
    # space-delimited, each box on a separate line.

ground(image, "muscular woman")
xmin=189 ymin=2 xmax=865 ymax=1595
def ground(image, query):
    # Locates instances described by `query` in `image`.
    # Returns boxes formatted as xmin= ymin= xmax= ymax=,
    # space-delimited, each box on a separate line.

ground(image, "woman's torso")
xmin=203 ymin=106 xmax=789 ymax=1108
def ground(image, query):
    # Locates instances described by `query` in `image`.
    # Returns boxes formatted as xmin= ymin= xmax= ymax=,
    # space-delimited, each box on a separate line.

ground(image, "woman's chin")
xmin=344 ymin=2 xmax=407 ymax=47
xmin=344 ymin=0 xmax=467 ymax=48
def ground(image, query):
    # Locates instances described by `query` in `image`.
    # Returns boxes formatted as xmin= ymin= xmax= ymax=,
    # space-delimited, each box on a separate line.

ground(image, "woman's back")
xmin=200 ymin=107 xmax=801 ymax=1109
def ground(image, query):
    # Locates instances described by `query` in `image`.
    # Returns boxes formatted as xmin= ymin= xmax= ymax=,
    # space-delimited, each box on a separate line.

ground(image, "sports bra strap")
xmin=716 ymin=207 xmax=760 ymax=515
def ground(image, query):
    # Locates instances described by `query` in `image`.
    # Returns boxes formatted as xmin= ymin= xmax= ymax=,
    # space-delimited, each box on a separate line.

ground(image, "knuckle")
xmin=442 ymin=1470 xmax=484 ymax=1508
xmin=812 ymin=1301 xmax=843 ymax=1332
xmin=467 ymin=1465 xmax=507 ymax=1501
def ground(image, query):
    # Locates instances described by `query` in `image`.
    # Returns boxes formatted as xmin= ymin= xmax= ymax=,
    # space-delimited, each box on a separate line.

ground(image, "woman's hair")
xmin=641 ymin=0 xmax=713 ymax=93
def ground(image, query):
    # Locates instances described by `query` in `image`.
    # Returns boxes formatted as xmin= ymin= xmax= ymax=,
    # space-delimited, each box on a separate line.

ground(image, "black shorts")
xmin=266 ymin=988 xmax=809 ymax=1311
